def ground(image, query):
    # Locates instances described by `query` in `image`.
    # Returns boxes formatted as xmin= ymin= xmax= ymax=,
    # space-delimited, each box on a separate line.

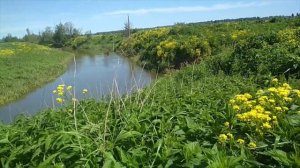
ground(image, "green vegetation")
xmin=119 ymin=17 xmax=300 ymax=76
xmin=0 ymin=16 xmax=300 ymax=167
xmin=1 ymin=22 xmax=122 ymax=54
xmin=68 ymin=33 xmax=123 ymax=54
xmin=1 ymin=63 xmax=299 ymax=167
xmin=0 ymin=42 xmax=73 ymax=105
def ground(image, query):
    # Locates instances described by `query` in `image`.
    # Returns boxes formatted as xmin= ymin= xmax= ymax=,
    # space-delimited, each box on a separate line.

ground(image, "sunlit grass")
xmin=0 ymin=42 xmax=73 ymax=106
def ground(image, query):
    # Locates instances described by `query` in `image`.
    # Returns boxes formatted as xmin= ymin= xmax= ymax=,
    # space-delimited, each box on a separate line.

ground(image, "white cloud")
xmin=106 ymin=1 xmax=268 ymax=15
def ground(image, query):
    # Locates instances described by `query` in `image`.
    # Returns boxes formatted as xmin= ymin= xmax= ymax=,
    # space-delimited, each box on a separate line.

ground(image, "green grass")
xmin=1 ymin=62 xmax=299 ymax=167
xmin=0 ymin=42 xmax=73 ymax=106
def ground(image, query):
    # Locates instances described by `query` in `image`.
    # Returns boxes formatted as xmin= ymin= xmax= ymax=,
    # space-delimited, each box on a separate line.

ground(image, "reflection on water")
xmin=0 ymin=54 xmax=155 ymax=124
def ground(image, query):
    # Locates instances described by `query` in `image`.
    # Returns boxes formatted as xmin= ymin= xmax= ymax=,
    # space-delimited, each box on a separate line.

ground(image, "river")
xmin=0 ymin=54 xmax=155 ymax=124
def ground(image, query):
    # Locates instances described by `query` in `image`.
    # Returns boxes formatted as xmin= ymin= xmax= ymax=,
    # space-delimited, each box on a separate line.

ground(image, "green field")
xmin=0 ymin=42 xmax=73 ymax=105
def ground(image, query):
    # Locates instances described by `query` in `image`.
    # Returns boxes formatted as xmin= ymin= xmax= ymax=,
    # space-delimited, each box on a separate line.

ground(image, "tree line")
xmin=1 ymin=22 xmax=89 ymax=48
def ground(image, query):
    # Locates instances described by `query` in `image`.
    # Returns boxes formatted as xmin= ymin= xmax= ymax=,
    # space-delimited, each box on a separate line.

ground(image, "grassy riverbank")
xmin=1 ymin=61 xmax=300 ymax=167
xmin=0 ymin=42 xmax=73 ymax=106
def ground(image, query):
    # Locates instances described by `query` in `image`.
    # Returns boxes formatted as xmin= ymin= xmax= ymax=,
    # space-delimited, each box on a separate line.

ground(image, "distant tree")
xmin=26 ymin=28 xmax=31 ymax=36
xmin=53 ymin=23 xmax=67 ymax=47
xmin=292 ymin=13 xmax=294 ymax=17
xmin=39 ymin=27 xmax=54 ymax=46
xmin=124 ymin=15 xmax=132 ymax=37
xmin=2 ymin=33 xmax=19 ymax=42
xmin=85 ymin=30 xmax=92 ymax=39
xmin=23 ymin=28 xmax=40 ymax=43
xmin=73 ymin=28 xmax=81 ymax=37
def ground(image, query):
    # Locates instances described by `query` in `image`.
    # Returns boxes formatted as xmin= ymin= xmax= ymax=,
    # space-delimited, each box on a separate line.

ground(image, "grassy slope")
xmin=0 ymin=42 xmax=73 ymax=106
xmin=0 ymin=60 xmax=299 ymax=167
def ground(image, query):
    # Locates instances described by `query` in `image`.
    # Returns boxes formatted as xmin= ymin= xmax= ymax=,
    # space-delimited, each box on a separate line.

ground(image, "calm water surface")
xmin=0 ymin=54 xmax=155 ymax=123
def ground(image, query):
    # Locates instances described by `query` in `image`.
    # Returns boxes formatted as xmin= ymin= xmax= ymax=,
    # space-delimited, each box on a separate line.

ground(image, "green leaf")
xmin=0 ymin=132 xmax=10 ymax=144
xmin=260 ymin=149 xmax=292 ymax=166
xmin=37 ymin=153 xmax=60 ymax=168
xmin=45 ymin=135 xmax=52 ymax=151
xmin=116 ymin=147 xmax=128 ymax=164
xmin=115 ymin=130 xmax=142 ymax=143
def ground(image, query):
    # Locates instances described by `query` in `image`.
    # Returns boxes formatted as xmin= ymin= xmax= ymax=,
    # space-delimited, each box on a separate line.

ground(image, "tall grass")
xmin=0 ymin=42 xmax=73 ymax=106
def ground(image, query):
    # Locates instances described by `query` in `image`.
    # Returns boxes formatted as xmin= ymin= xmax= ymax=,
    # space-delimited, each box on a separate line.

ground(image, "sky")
xmin=0 ymin=0 xmax=299 ymax=38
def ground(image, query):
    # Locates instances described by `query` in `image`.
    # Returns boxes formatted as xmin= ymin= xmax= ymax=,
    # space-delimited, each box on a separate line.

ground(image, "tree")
xmin=23 ymin=28 xmax=40 ymax=43
xmin=53 ymin=23 xmax=67 ymax=47
xmin=124 ymin=15 xmax=132 ymax=37
xmin=2 ymin=33 xmax=19 ymax=42
xmin=39 ymin=27 xmax=54 ymax=46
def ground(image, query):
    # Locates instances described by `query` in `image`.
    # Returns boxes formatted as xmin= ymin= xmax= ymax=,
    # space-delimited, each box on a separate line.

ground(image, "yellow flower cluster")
xmin=230 ymin=81 xmax=299 ymax=134
xmin=0 ymin=49 xmax=15 ymax=56
xmin=52 ymin=84 xmax=74 ymax=104
xmin=218 ymin=133 xmax=234 ymax=143
xmin=224 ymin=80 xmax=300 ymax=149
xmin=237 ymin=139 xmax=245 ymax=145
xmin=156 ymin=39 xmax=177 ymax=58
xmin=231 ymin=30 xmax=248 ymax=40
xmin=53 ymin=84 xmax=66 ymax=96
xmin=218 ymin=134 xmax=228 ymax=143
xmin=218 ymin=133 xmax=256 ymax=149
xmin=248 ymin=142 xmax=257 ymax=149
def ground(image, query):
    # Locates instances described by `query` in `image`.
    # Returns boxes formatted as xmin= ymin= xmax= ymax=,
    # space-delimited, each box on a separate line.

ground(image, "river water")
xmin=0 ymin=54 xmax=155 ymax=123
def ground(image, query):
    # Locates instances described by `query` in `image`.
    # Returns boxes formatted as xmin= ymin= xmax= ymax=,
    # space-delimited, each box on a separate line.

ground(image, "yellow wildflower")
xmin=67 ymin=85 xmax=72 ymax=91
xmin=264 ymin=111 xmax=271 ymax=115
xmin=255 ymin=105 xmax=264 ymax=113
xmin=293 ymin=89 xmax=300 ymax=97
xmin=224 ymin=122 xmax=230 ymax=127
xmin=227 ymin=133 xmax=234 ymax=139
xmin=284 ymin=97 xmax=292 ymax=102
xmin=229 ymin=99 xmax=235 ymax=105
xmin=248 ymin=142 xmax=256 ymax=149
xmin=275 ymin=107 xmax=282 ymax=112
xmin=218 ymin=134 xmax=227 ymax=143
xmin=233 ymin=105 xmax=240 ymax=111
xmin=262 ymin=122 xmax=272 ymax=129
xmin=268 ymin=99 xmax=275 ymax=103
xmin=268 ymin=87 xmax=277 ymax=93
xmin=256 ymin=89 xmax=264 ymax=95
xmin=244 ymin=93 xmax=252 ymax=99
xmin=282 ymin=83 xmax=291 ymax=90
xmin=68 ymin=109 xmax=73 ymax=112
xmin=271 ymin=78 xmax=278 ymax=85
xmin=53 ymin=90 xmax=57 ymax=94
xmin=237 ymin=139 xmax=245 ymax=145
xmin=56 ymin=98 xmax=63 ymax=104
xmin=82 ymin=89 xmax=88 ymax=94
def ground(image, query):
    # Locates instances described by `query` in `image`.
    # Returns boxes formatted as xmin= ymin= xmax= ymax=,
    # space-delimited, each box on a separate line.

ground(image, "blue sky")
xmin=0 ymin=0 xmax=299 ymax=38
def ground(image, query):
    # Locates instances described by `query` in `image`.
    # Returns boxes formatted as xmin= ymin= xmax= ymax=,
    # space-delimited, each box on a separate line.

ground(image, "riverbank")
xmin=1 ymin=61 xmax=299 ymax=167
xmin=0 ymin=53 xmax=154 ymax=123
xmin=0 ymin=42 xmax=74 ymax=106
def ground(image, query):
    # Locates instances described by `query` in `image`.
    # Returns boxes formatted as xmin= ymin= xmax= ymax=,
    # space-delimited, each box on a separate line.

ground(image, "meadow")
xmin=0 ymin=16 xmax=300 ymax=167
xmin=0 ymin=42 xmax=73 ymax=106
